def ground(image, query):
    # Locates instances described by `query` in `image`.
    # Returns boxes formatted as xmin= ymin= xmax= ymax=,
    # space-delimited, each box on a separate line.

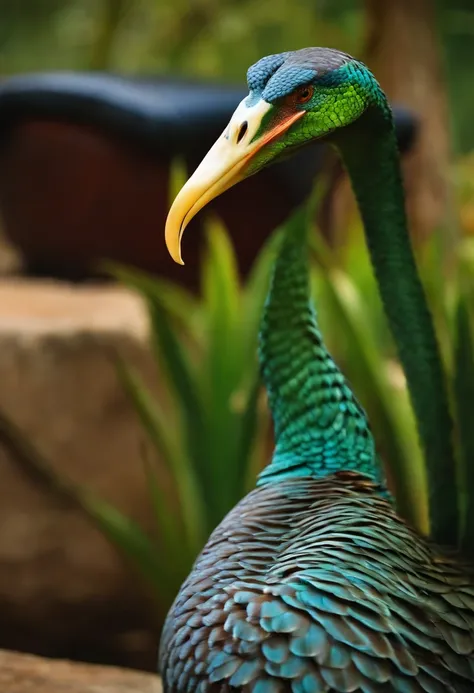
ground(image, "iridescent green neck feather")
xmin=246 ymin=53 xmax=456 ymax=544
xmin=333 ymin=106 xmax=456 ymax=544
xmin=163 ymin=48 xmax=457 ymax=545
xmin=258 ymin=207 xmax=386 ymax=490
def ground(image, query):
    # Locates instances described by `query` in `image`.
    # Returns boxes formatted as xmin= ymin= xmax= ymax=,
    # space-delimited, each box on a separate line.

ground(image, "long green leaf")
xmin=310 ymin=249 xmax=429 ymax=534
xmin=104 ymin=262 xmax=199 ymax=331
xmin=241 ymin=228 xmax=281 ymax=369
xmin=0 ymin=406 xmax=176 ymax=604
xmin=453 ymin=293 xmax=474 ymax=551
xmin=145 ymin=297 xmax=209 ymax=498
xmin=169 ymin=158 xmax=189 ymax=205
xmin=141 ymin=449 xmax=192 ymax=580
xmin=232 ymin=375 xmax=264 ymax=497
xmin=107 ymin=262 xmax=210 ymax=528
xmin=115 ymin=357 xmax=206 ymax=554
xmin=79 ymin=490 xmax=174 ymax=600
xmin=202 ymin=216 xmax=240 ymax=383
xmin=200 ymin=217 xmax=242 ymax=524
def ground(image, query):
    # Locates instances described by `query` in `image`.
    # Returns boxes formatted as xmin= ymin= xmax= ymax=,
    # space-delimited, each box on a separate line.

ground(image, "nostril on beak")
xmin=236 ymin=121 xmax=248 ymax=144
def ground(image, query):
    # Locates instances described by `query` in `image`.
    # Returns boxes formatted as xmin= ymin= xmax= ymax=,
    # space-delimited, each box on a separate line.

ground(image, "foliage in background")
xmin=80 ymin=158 xmax=474 ymax=568
xmin=0 ymin=0 xmax=473 ymax=645
xmin=310 ymin=229 xmax=428 ymax=534
xmin=317 ymin=217 xmax=474 ymax=549
xmin=1 ymin=0 xmax=473 ymax=152
xmin=0 ymin=0 xmax=362 ymax=76
xmin=92 ymin=160 xmax=474 ymax=581
xmin=107 ymin=216 xmax=278 ymax=604
xmin=2 ymin=185 xmax=474 ymax=611
xmin=0 ymin=204 xmax=275 ymax=611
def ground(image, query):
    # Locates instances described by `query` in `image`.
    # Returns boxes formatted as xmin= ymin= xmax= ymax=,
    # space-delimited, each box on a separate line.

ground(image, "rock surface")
xmin=0 ymin=232 xmax=22 ymax=275
xmin=0 ymin=279 xmax=166 ymax=668
xmin=0 ymin=648 xmax=161 ymax=692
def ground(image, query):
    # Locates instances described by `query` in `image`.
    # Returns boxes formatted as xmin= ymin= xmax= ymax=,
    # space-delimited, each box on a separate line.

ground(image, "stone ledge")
xmin=0 ymin=278 xmax=148 ymax=334
xmin=0 ymin=278 xmax=165 ymax=667
xmin=0 ymin=648 xmax=161 ymax=692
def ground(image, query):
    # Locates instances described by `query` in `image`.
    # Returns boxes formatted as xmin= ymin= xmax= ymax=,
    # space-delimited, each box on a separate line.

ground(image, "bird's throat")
xmin=258 ymin=206 xmax=383 ymax=488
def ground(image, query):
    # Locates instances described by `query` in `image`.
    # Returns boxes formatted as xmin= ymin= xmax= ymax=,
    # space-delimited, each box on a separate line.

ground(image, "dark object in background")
xmin=0 ymin=73 xmax=418 ymax=288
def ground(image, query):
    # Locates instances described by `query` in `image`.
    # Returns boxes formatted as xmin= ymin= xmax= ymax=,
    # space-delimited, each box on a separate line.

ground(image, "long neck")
xmin=257 ymin=207 xmax=385 ymax=489
xmin=336 ymin=111 xmax=456 ymax=544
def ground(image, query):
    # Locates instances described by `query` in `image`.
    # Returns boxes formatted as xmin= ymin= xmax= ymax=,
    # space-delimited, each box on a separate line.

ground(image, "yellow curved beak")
xmin=165 ymin=97 xmax=305 ymax=264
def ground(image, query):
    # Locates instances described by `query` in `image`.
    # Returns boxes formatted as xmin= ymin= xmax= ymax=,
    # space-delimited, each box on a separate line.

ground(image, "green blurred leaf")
xmin=104 ymin=262 xmax=199 ymax=330
xmin=202 ymin=215 xmax=241 ymax=384
xmin=232 ymin=375 xmax=264 ymax=495
xmin=0 ymin=405 xmax=177 ymax=604
xmin=146 ymin=298 xmax=207 ymax=492
xmin=115 ymin=357 xmax=206 ymax=554
xmin=199 ymin=217 xmax=243 ymax=522
xmin=8 ymin=180 xmax=474 ymax=622
xmin=79 ymin=490 xmax=173 ymax=598
xmin=241 ymin=228 xmax=281 ymax=368
xmin=169 ymin=159 xmax=189 ymax=206
xmin=453 ymin=292 xmax=474 ymax=550
xmin=310 ymin=233 xmax=429 ymax=535
xmin=141 ymin=448 xmax=191 ymax=580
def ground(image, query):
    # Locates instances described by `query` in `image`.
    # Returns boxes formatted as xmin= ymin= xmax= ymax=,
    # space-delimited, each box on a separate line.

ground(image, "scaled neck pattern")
xmin=335 ymin=108 xmax=456 ymax=544
xmin=257 ymin=209 xmax=386 ymax=490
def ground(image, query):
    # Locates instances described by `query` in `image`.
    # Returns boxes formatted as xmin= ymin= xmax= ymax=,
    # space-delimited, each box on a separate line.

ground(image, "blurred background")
xmin=0 ymin=0 xmax=473 ymax=684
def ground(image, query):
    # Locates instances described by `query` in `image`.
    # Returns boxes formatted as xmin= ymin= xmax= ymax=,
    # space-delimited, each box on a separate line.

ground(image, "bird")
xmin=160 ymin=48 xmax=474 ymax=692
xmin=165 ymin=47 xmax=457 ymax=547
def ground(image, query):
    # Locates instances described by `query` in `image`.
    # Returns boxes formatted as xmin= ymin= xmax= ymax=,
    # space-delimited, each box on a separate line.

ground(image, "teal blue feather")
xmin=161 ymin=475 xmax=474 ymax=692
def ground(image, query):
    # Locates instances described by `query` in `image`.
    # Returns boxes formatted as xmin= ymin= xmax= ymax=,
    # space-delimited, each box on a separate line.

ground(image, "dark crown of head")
xmin=247 ymin=48 xmax=354 ymax=103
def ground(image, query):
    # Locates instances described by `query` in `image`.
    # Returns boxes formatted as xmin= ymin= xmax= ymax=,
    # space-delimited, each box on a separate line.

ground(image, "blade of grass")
xmin=0 ymin=407 xmax=175 ymax=601
xmin=107 ymin=263 xmax=210 ymax=522
xmin=145 ymin=298 xmax=209 ymax=499
xmin=241 ymin=229 xmax=282 ymax=369
xmin=141 ymin=446 xmax=191 ymax=580
xmin=169 ymin=158 xmax=189 ymax=206
xmin=202 ymin=216 xmax=240 ymax=384
xmin=200 ymin=217 xmax=242 ymax=523
xmin=231 ymin=374 xmax=264 ymax=498
xmin=104 ymin=262 xmax=200 ymax=331
xmin=310 ymin=236 xmax=428 ymax=534
xmin=79 ymin=490 xmax=176 ymax=601
xmin=453 ymin=293 xmax=474 ymax=551
xmin=115 ymin=357 xmax=206 ymax=554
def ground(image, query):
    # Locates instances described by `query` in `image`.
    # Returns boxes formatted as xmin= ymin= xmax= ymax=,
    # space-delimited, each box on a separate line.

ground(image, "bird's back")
xmin=160 ymin=472 xmax=474 ymax=693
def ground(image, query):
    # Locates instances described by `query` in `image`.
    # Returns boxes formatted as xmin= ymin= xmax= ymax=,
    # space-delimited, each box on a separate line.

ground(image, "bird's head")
xmin=165 ymin=47 xmax=388 ymax=264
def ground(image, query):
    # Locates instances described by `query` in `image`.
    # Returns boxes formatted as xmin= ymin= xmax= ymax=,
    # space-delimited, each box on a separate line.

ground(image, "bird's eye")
xmin=295 ymin=85 xmax=314 ymax=104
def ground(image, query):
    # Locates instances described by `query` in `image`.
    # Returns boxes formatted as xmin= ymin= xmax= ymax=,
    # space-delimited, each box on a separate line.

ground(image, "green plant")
xmin=0 ymin=212 xmax=278 ymax=612
xmin=93 ymin=209 xmax=431 ymax=592
xmin=311 ymin=215 xmax=474 ymax=549
xmin=3 ymin=186 xmax=474 ymax=616
xmin=309 ymin=227 xmax=428 ymax=534
xmin=106 ymin=217 xmax=279 ymax=601
xmin=107 ymin=201 xmax=474 ymax=595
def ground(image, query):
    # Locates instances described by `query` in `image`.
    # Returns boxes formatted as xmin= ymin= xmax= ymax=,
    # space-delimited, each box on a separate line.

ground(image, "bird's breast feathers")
xmin=160 ymin=476 xmax=474 ymax=692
